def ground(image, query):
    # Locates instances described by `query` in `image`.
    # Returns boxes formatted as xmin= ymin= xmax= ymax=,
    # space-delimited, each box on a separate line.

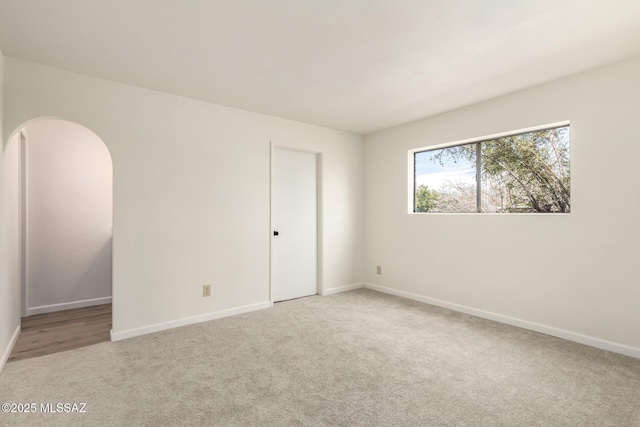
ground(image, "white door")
xmin=272 ymin=148 xmax=318 ymax=302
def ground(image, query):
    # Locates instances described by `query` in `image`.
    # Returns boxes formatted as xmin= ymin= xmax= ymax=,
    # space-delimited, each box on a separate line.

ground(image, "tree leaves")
xmin=415 ymin=185 xmax=439 ymax=212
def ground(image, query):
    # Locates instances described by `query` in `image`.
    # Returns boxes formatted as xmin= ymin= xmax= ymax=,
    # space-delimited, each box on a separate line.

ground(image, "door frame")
xmin=19 ymin=131 xmax=29 ymax=317
xmin=269 ymin=143 xmax=323 ymax=304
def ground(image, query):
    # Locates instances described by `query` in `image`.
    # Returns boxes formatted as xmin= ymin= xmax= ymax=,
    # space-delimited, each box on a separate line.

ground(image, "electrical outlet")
xmin=203 ymin=284 xmax=211 ymax=297
xmin=376 ymin=265 xmax=382 ymax=275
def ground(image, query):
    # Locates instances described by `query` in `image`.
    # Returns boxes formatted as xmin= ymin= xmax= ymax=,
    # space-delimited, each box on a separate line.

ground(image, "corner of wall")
xmin=0 ymin=325 xmax=20 ymax=372
xmin=0 ymin=48 xmax=11 ymax=372
xmin=0 ymin=49 xmax=23 ymax=373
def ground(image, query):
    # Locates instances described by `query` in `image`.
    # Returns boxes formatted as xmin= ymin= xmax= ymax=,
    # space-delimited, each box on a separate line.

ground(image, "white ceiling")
xmin=1 ymin=1 xmax=639 ymax=134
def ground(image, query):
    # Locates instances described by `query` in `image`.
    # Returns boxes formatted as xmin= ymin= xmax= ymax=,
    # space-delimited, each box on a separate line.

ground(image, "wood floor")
xmin=8 ymin=304 xmax=112 ymax=362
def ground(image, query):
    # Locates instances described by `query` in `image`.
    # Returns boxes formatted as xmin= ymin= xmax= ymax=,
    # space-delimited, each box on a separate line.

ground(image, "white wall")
xmin=23 ymin=119 xmax=112 ymax=314
xmin=364 ymin=56 xmax=640 ymax=356
xmin=2 ymin=57 xmax=364 ymax=337
xmin=0 ymin=50 xmax=22 ymax=370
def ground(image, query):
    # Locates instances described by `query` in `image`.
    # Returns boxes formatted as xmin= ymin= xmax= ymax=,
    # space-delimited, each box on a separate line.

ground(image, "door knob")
xmin=273 ymin=231 xmax=279 ymax=236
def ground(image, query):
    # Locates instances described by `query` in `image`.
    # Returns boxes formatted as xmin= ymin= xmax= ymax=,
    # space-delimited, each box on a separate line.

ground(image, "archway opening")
xmin=6 ymin=118 xmax=113 ymax=361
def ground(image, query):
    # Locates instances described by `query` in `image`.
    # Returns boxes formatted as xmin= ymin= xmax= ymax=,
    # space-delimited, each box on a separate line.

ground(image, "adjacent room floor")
xmin=8 ymin=304 xmax=112 ymax=362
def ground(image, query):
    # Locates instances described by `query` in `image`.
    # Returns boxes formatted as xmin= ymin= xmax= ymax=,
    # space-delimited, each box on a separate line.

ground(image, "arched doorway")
xmin=6 ymin=118 xmax=113 ymax=361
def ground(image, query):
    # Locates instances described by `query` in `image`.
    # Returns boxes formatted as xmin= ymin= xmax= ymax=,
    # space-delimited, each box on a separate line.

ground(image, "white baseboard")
xmin=321 ymin=282 xmax=364 ymax=296
xmin=27 ymin=296 xmax=112 ymax=316
xmin=1 ymin=325 xmax=21 ymax=373
xmin=110 ymin=301 xmax=271 ymax=341
xmin=364 ymin=283 xmax=640 ymax=360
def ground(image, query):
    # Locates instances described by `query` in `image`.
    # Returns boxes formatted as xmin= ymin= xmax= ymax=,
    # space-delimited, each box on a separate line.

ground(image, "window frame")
xmin=408 ymin=121 xmax=571 ymax=214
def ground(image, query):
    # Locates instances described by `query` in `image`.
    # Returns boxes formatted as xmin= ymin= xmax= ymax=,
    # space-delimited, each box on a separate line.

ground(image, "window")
xmin=413 ymin=124 xmax=570 ymax=213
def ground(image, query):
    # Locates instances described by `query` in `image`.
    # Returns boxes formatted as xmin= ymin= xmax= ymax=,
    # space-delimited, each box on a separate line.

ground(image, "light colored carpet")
xmin=1 ymin=289 xmax=639 ymax=426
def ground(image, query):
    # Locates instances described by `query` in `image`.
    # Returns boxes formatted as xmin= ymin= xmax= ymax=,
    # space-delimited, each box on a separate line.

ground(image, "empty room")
xmin=1 ymin=1 xmax=639 ymax=426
